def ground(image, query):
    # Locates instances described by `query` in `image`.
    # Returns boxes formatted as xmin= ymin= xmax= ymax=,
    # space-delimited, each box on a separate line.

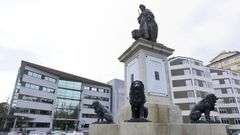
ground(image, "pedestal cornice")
xmin=118 ymin=38 xmax=174 ymax=62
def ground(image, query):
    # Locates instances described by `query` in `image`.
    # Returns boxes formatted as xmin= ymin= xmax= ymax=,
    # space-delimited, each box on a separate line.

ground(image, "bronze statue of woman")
xmin=132 ymin=4 xmax=158 ymax=42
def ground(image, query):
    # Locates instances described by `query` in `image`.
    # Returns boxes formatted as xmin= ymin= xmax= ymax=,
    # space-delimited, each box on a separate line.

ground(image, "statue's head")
xmin=139 ymin=4 xmax=146 ymax=11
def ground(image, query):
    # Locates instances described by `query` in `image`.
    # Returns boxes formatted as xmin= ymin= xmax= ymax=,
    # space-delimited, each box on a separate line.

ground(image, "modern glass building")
xmin=9 ymin=61 xmax=112 ymax=132
xmin=53 ymin=80 xmax=82 ymax=130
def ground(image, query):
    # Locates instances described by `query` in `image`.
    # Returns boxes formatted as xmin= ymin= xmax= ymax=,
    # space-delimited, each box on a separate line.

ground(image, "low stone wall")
xmin=89 ymin=123 xmax=229 ymax=135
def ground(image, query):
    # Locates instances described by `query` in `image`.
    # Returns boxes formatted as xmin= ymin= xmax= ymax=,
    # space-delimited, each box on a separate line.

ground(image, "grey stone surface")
xmin=89 ymin=124 xmax=118 ymax=135
xmin=89 ymin=123 xmax=228 ymax=135
xmin=196 ymin=124 xmax=211 ymax=135
xmin=181 ymin=124 xmax=197 ymax=135
xmin=210 ymin=124 xmax=228 ymax=135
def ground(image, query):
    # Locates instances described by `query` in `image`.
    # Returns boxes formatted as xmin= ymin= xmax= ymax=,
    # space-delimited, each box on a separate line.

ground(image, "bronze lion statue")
xmin=91 ymin=101 xmax=113 ymax=124
xmin=128 ymin=80 xmax=149 ymax=122
xmin=190 ymin=94 xmax=218 ymax=123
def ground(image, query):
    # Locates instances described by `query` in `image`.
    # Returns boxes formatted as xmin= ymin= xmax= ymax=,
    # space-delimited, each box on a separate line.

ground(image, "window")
xmin=82 ymin=113 xmax=97 ymax=118
xmin=36 ymin=123 xmax=50 ymax=128
xmin=224 ymin=79 xmax=231 ymax=84
xmin=187 ymin=91 xmax=194 ymax=98
xmin=15 ymin=108 xmax=52 ymax=115
xmin=171 ymin=68 xmax=191 ymax=76
xmin=222 ymin=72 xmax=228 ymax=75
xmin=32 ymin=72 xmax=42 ymax=79
xmin=24 ymin=83 xmax=40 ymax=90
xmin=28 ymin=71 xmax=33 ymax=76
xmin=237 ymin=87 xmax=240 ymax=94
xmin=172 ymin=80 xmax=192 ymax=87
xmin=207 ymin=82 xmax=213 ymax=88
xmin=186 ymin=80 xmax=192 ymax=86
xmin=154 ymin=71 xmax=159 ymax=80
xmin=83 ymin=94 xmax=109 ymax=101
xmin=192 ymin=69 xmax=204 ymax=77
xmin=232 ymin=72 xmax=238 ymax=76
xmin=224 ymin=60 xmax=229 ymax=64
xmin=237 ymin=97 xmax=240 ymax=103
xmin=221 ymin=119 xmax=229 ymax=124
xmin=233 ymin=79 xmax=240 ymax=85
xmin=229 ymin=97 xmax=236 ymax=103
xmin=235 ymin=119 xmax=240 ymax=124
xmin=98 ymin=88 xmax=104 ymax=93
xmin=194 ymin=80 xmax=206 ymax=87
xmin=205 ymin=70 xmax=211 ymax=78
xmin=104 ymin=89 xmax=110 ymax=93
xmin=196 ymin=91 xmax=201 ymax=97
xmin=84 ymin=86 xmax=90 ymax=90
xmin=193 ymin=61 xmax=202 ymax=66
xmin=91 ymin=88 xmax=97 ymax=91
xmin=18 ymin=94 xmax=53 ymax=104
xmin=182 ymin=59 xmax=189 ymax=64
xmin=217 ymin=98 xmax=224 ymax=104
xmin=44 ymin=76 xmax=56 ymax=83
xmin=131 ymin=74 xmax=134 ymax=83
xmin=219 ymin=108 xmax=227 ymax=114
xmin=194 ymin=80 xmax=199 ymax=86
xmin=232 ymin=108 xmax=239 ymax=113
xmin=211 ymin=72 xmax=218 ymax=76
xmin=213 ymin=80 xmax=219 ymax=85
xmin=189 ymin=103 xmax=195 ymax=109
xmin=184 ymin=69 xmax=191 ymax=75
xmin=215 ymin=89 xmax=222 ymax=94
xmin=227 ymin=88 xmax=233 ymax=94
xmin=42 ymin=87 xmax=55 ymax=93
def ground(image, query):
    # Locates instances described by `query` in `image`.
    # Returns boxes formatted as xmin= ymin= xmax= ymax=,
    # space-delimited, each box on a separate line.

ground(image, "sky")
xmin=0 ymin=0 xmax=240 ymax=103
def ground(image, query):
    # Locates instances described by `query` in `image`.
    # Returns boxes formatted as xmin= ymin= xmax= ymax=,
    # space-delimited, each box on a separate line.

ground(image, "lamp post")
xmin=12 ymin=117 xmax=18 ymax=131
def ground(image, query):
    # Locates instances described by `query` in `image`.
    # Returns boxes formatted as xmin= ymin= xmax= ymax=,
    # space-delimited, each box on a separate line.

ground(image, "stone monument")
xmin=89 ymin=4 xmax=228 ymax=135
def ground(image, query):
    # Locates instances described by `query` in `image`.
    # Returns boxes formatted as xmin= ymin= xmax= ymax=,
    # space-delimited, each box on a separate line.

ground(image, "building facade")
xmin=208 ymin=51 xmax=240 ymax=72
xmin=107 ymin=79 xmax=125 ymax=123
xmin=168 ymin=56 xmax=220 ymax=123
xmin=10 ymin=61 xmax=112 ymax=132
xmin=210 ymin=67 xmax=240 ymax=130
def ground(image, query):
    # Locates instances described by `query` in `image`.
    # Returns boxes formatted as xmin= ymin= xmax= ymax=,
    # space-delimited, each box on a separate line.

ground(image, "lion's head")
xmin=92 ymin=101 xmax=102 ymax=112
xmin=130 ymin=80 xmax=145 ymax=95
xmin=204 ymin=94 xmax=218 ymax=110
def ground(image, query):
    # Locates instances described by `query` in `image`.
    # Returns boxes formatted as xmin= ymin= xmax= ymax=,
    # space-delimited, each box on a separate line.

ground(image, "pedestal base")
xmin=119 ymin=103 xmax=183 ymax=124
xmin=89 ymin=123 xmax=229 ymax=135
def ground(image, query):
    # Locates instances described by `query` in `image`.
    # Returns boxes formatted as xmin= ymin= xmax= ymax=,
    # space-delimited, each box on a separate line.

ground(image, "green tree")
xmin=0 ymin=102 xmax=8 ymax=130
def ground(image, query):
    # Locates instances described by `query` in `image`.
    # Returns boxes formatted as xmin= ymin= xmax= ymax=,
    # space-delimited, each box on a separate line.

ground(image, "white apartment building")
xmin=168 ymin=56 xmax=220 ymax=123
xmin=209 ymin=67 xmax=240 ymax=130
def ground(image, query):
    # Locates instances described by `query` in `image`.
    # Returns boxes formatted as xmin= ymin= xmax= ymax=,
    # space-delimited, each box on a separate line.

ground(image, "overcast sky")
xmin=0 ymin=0 xmax=240 ymax=103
